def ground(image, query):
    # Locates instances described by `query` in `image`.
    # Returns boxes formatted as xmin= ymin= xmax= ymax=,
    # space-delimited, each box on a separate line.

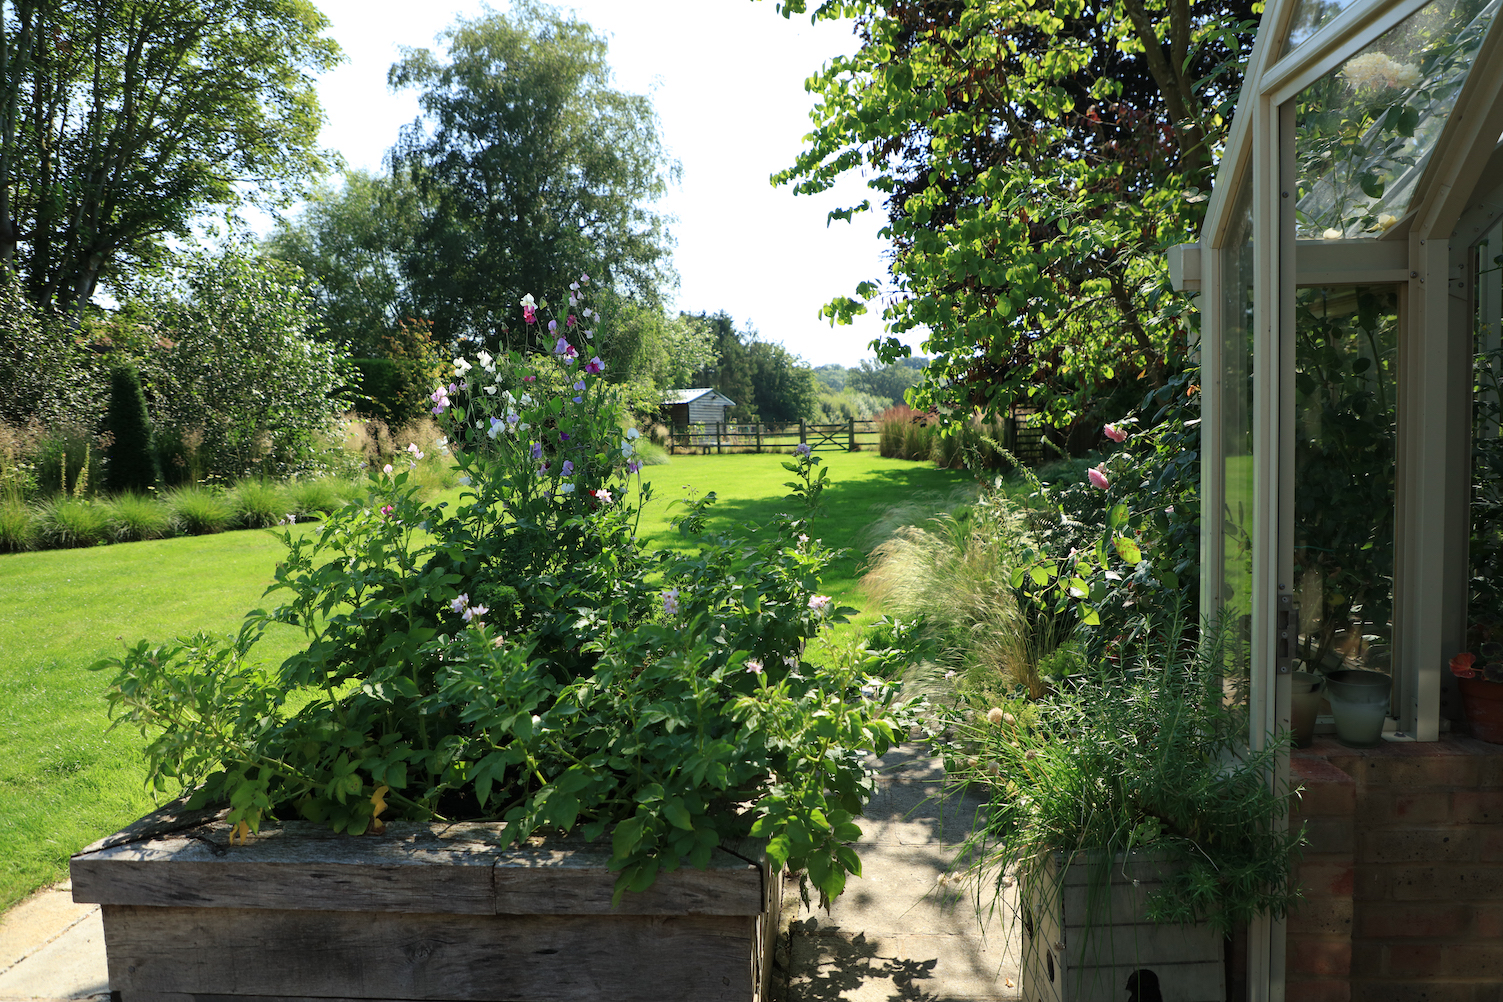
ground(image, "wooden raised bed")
xmin=71 ymin=802 xmax=779 ymax=1002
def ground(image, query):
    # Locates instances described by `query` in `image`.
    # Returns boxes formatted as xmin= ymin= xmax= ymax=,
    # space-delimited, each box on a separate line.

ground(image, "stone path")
xmin=775 ymin=745 xmax=1021 ymax=1001
xmin=0 ymin=744 xmax=1018 ymax=1002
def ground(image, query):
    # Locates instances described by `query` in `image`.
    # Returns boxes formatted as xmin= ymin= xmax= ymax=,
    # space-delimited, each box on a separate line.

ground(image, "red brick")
xmin=1356 ymin=901 xmax=1470 ymax=939
xmin=1359 ymin=789 xmax=1453 ymax=827
xmin=1284 ymin=979 xmax=1349 ymax=1002
xmin=1444 ymin=942 xmax=1503 ymax=978
xmin=1474 ymin=905 xmax=1503 ymax=938
xmin=1334 ymin=743 xmax=1482 ymax=788
xmin=1374 ymin=864 xmax=1503 ymax=901
xmin=1288 ymin=936 xmax=1351 ymax=977
xmin=1293 ymin=760 xmax=1357 ymax=817
xmin=1453 ymin=791 xmax=1503 ymax=823
xmin=1297 ymin=861 xmax=1355 ymax=898
xmin=1386 ymin=942 xmax=1445 ymax=977
xmin=1288 ymin=895 xmax=1353 ymax=937
xmin=1360 ymin=827 xmax=1479 ymax=864
xmin=1304 ymin=818 xmax=1356 ymax=854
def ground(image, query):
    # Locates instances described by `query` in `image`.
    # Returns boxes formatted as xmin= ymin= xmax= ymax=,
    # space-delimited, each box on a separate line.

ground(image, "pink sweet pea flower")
xmin=1104 ymin=424 xmax=1127 ymax=443
xmin=1088 ymin=465 xmax=1110 ymax=490
xmin=584 ymin=356 xmax=604 ymax=375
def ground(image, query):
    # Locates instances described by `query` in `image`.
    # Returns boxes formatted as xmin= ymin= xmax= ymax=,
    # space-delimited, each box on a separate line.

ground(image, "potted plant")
xmin=78 ymin=276 xmax=909 ymax=1001
xmin=1451 ymin=645 xmax=1503 ymax=744
xmin=940 ymin=619 xmax=1302 ymax=1002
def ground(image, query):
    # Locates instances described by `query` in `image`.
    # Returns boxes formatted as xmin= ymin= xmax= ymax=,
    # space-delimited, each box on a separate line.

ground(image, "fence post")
xmin=799 ymin=420 xmax=806 ymax=449
xmin=848 ymin=417 xmax=856 ymax=451
xmin=756 ymin=424 xmax=762 ymax=453
xmin=716 ymin=422 xmax=723 ymax=455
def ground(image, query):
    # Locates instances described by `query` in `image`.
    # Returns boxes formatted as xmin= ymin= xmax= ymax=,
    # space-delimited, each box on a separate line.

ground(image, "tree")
xmin=763 ymin=0 xmax=1255 ymax=428
xmin=590 ymin=293 xmax=717 ymax=414
xmin=265 ymin=171 xmax=420 ymax=356
xmin=685 ymin=312 xmax=816 ymax=423
xmin=387 ymin=2 xmax=676 ymax=350
xmin=0 ymin=0 xmax=341 ymax=313
xmin=138 ymin=246 xmax=352 ymax=480
xmin=847 ymin=358 xmax=922 ymax=404
xmin=102 ymin=362 xmax=158 ymax=493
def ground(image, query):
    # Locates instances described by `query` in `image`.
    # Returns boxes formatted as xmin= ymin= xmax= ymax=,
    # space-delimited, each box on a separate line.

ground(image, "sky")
xmin=285 ymin=0 xmax=914 ymax=368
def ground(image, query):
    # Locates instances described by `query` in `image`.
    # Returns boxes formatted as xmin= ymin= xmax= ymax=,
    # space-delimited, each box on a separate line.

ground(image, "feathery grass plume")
xmin=167 ymin=485 xmax=235 ymax=535
xmin=0 ymin=498 xmax=36 ymax=551
xmin=230 ymin=479 xmax=291 ymax=529
xmin=862 ymin=487 xmax=1051 ymax=697
xmin=36 ymin=496 xmax=109 ymax=547
xmin=285 ymin=478 xmax=350 ymax=518
xmin=105 ymin=492 xmax=174 ymax=542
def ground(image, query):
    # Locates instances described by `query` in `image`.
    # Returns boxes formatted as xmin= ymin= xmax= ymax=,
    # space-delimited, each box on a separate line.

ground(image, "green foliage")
xmin=95 ymin=283 xmax=912 ymax=907
xmin=0 ymin=0 xmax=341 ymax=313
xmin=592 ymin=295 xmax=718 ymax=415
xmin=1471 ymin=344 xmax=1503 ymax=645
xmin=32 ymin=422 xmax=102 ymax=497
xmin=166 ymin=486 xmax=236 ymax=535
xmin=264 ymin=170 xmax=421 ymax=355
xmin=846 ymin=358 xmax=922 ymax=403
xmin=139 ymin=247 xmax=353 ymax=481
xmin=103 ymin=364 xmax=159 ymax=494
xmin=815 ymin=388 xmax=892 ymax=422
xmin=387 ymin=2 xmax=676 ymax=348
xmin=685 ymin=312 xmax=817 ymax=422
xmin=104 ymin=492 xmax=174 ymax=543
xmin=0 ymin=497 xmax=36 ymax=551
xmin=0 ymin=274 xmax=106 ymax=427
xmin=230 ymin=479 xmax=294 ymax=530
xmin=941 ymin=616 xmax=1302 ymax=936
xmin=35 ymin=496 xmax=109 ymax=548
xmin=763 ymin=0 xmax=1252 ymax=427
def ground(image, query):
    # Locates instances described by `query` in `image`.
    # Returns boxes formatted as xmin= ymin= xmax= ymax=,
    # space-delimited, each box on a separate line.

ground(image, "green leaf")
xmin=663 ymin=799 xmax=694 ymax=831
xmin=1115 ymin=537 xmax=1142 ymax=564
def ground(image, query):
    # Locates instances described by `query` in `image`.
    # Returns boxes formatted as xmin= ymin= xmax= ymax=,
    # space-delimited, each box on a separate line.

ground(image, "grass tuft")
xmin=105 ymin=492 xmax=174 ymax=542
xmin=34 ymin=497 xmax=110 ymax=548
xmin=167 ymin=485 xmax=235 ymax=535
xmin=0 ymin=498 xmax=37 ymax=552
xmin=286 ymin=477 xmax=354 ymax=518
xmin=231 ymin=478 xmax=293 ymax=529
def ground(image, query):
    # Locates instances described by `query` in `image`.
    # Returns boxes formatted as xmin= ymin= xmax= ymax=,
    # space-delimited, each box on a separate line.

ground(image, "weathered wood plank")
xmin=103 ymin=904 xmax=756 ymax=1002
xmin=491 ymin=839 xmax=762 ymax=916
xmin=73 ymin=821 xmax=502 ymax=914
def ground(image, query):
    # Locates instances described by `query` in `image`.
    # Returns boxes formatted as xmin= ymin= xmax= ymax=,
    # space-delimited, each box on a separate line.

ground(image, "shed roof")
xmin=661 ymin=388 xmax=736 ymax=407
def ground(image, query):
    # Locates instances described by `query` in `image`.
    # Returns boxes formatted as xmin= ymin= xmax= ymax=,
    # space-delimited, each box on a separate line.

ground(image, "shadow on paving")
xmin=776 ymin=745 xmax=1021 ymax=1002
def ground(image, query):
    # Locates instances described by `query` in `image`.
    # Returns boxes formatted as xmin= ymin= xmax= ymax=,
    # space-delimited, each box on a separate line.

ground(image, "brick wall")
xmin=1287 ymin=735 xmax=1503 ymax=1002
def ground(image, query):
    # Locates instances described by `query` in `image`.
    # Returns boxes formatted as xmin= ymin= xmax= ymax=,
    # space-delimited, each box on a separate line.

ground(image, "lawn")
xmin=0 ymin=451 xmax=974 ymax=910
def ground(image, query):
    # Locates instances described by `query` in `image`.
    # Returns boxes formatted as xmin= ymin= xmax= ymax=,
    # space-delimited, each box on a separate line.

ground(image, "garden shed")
xmin=1171 ymin=0 xmax=1503 ymax=996
xmin=661 ymin=387 xmax=737 ymax=426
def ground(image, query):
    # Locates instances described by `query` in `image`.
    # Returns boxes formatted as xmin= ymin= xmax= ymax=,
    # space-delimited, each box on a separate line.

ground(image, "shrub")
xmin=103 ymin=364 xmax=160 ymax=494
xmin=167 ymin=486 xmax=235 ymax=535
xmin=0 ymin=273 xmax=107 ymax=428
xmin=97 ymin=286 xmax=911 ymax=909
xmin=0 ymin=420 xmax=40 ymax=504
xmin=231 ymin=479 xmax=293 ymax=529
xmin=35 ymin=497 xmax=110 ymax=547
xmin=140 ymin=247 xmax=354 ymax=482
xmin=105 ymin=492 xmax=175 ymax=542
xmin=0 ymin=498 xmax=36 ymax=552
xmin=33 ymin=423 xmax=102 ymax=497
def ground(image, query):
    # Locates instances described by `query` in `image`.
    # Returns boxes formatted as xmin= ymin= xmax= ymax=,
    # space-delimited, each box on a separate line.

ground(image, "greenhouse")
xmin=1172 ymin=0 xmax=1503 ymax=994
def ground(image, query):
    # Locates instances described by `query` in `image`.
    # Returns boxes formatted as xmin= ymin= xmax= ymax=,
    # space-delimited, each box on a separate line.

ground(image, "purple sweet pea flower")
xmin=561 ymin=460 xmax=574 ymax=476
xmin=530 ymin=441 xmax=543 ymax=460
xmin=584 ymin=356 xmax=604 ymax=375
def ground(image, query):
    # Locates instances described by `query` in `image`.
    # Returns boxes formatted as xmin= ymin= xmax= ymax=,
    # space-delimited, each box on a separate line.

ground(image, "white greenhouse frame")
xmin=1174 ymin=0 xmax=1503 ymax=994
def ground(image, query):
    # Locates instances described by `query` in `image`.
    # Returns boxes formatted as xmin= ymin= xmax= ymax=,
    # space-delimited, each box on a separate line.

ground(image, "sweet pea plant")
xmin=95 ymin=275 xmax=908 ymax=906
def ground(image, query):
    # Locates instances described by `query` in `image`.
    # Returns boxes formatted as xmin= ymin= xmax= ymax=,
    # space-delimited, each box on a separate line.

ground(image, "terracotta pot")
xmin=1458 ymin=675 xmax=1503 ymax=744
xmin=1290 ymin=671 xmax=1324 ymax=749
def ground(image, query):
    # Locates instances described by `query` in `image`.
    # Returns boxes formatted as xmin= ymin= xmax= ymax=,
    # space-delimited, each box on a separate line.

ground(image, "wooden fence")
xmin=667 ymin=419 xmax=880 ymax=455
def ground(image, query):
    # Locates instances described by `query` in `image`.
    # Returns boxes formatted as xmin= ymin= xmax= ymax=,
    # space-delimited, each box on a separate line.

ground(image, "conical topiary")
xmin=103 ymin=363 xmax=160 ymax=494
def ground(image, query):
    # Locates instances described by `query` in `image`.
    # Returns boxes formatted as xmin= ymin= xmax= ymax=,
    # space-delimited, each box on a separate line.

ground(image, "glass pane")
xmin=1220 ymin=184 xmax=1256 ymax=645
xmin=1282 ymin=0 xmax=1365 ymax=58
xmin=1294 ymin=0 xmax=1501 ymax=239
xmin=1470 ymin=218 xmax=1503 ymax=655
xmin=1293 ymin=287 xmax=1399 ymax=674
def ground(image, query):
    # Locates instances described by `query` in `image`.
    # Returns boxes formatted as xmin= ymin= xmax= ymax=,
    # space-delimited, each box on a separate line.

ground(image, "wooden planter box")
xmin=1020 ymin=852 xmax=1225 ymax=1002
xmin=71 ymin=802 xmax=779 ymax=1002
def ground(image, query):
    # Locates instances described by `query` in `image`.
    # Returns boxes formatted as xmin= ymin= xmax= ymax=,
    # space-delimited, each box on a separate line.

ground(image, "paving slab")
xmin=0 ymin=881 xmax=109 ymax=1001
xmin=776 ymin=744 xmax=1021 ymax=1001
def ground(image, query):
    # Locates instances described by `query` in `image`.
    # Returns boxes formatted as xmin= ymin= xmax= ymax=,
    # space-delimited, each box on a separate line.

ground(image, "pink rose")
xmin=1088 ymin=465 xmax=1110 ymax=491
xmin=1104 ymin=424 xmax=1127 ymax=443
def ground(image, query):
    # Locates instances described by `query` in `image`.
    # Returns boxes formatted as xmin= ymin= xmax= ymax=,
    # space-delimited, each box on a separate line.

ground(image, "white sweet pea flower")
xmin=569 ymin=281 xmax=580 ymax=291
xmin=484 ymin=385 xmax=497 ymax=395
xmin=560 ymin=482 xmax=576 ymax=493
xmin=520 ymin=293 xmax=536 ymax=308
xmin=520 ymin=393 xmax=533 ymax=405
xmin=621 ymin=439 xmax=635 ymax=457
xmin=477 ymin=350 xmax=494 ymax=371
xmin=626 ymin=427 xmax=641 ymax=440
xmin=454 ymin=358 xmax=472 ymax=375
